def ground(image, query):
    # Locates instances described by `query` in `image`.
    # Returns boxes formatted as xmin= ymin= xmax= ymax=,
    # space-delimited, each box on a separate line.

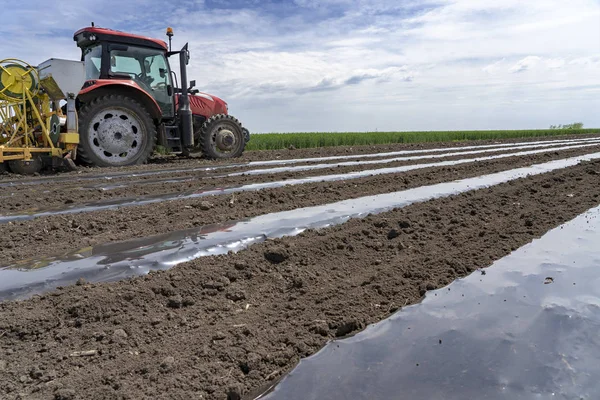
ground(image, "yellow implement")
xmin=0 ymin=59 xmax=76 ymax=173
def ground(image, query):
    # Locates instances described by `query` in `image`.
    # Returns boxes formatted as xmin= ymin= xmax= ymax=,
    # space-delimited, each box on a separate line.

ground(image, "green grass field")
xmin=244 ymin=129 xmax=599 ymax=151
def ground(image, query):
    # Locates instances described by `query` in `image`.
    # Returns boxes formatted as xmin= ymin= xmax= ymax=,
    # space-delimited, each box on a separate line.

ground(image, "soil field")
xmin=1 ymin=132 xmax=598 ymax=182
xmin=1 ymin=134 xmax=600 ymax=399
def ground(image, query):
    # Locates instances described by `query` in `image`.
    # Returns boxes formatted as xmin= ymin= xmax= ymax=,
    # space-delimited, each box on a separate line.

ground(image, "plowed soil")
xmin=1 ymin=132 xmax=597 ymax=183
xmin=1 ymin=145 xmax=599 ymax=263
xmin=0 ymin=138 xmax=599 ymax=400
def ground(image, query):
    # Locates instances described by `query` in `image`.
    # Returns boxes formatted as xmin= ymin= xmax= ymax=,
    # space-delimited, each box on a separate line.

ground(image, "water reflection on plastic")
xmin=256 ymin=206 xmax=600 ymax=400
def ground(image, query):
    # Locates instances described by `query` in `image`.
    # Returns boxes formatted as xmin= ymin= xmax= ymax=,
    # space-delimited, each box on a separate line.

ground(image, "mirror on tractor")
xmin=189 ymin=80 xmax=196 ymax=88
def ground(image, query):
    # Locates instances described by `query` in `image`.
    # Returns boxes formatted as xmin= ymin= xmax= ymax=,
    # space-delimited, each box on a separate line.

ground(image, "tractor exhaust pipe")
xmin=178 ymin=43 xmax=194 ymax=148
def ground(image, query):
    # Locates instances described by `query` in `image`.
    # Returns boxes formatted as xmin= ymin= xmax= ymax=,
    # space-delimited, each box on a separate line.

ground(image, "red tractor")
xmin=73 ymin=25 xmax=249 ymax=167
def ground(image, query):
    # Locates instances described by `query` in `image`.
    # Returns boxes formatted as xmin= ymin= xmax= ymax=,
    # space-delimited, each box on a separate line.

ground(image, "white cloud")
xmin=2 ymin=0 xmax=599 ymax=132
xmin=509 ymin=56 xmax=542 ymax=73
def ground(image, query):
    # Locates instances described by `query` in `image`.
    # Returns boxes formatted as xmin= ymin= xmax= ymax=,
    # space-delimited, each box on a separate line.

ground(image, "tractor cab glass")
xmin=83 ymin=45 xmax=102 ymax=80
xmin=108 ymin=45 xmax=174 ymax=117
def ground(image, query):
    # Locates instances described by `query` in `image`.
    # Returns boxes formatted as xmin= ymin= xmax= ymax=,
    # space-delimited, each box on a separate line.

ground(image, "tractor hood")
xmin=180 ymin=92 xmax=228 ymax=118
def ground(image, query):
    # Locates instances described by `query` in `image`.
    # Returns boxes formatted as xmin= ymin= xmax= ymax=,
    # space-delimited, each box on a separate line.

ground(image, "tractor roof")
xmin=74 ymin=27 xmax=168 ymax=51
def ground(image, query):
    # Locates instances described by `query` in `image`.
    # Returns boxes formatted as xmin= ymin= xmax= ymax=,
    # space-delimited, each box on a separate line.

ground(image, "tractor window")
xmin=146 ymin=55 xmax=170 ymax=90
xmin=109 ymin=46 xmax=174 ymax=117
xmin=109 ymin=51 xmax=142 ymax=78
xmin=83 ymin=45 xmax=102 ymax=80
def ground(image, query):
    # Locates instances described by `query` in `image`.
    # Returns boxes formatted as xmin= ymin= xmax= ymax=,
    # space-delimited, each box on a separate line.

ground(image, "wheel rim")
xmin=210 ymin=122 xmax=240 ymax=155
xmin=88 ymin=107 xmax=145 ymax=164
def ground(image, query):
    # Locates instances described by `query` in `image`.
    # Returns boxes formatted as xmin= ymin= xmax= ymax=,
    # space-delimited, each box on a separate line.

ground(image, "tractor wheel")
xmin=77 ymin=95 xmax=156 ymax=167
xmin=8 ymin=157 xmax=43 ymax=175
xmin=198 ymin=114 xmax=246 ymax=159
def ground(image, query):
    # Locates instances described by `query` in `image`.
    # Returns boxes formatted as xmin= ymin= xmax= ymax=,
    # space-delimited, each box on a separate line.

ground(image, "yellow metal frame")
xmin=0 ymin=58 xmax=77 ymax=164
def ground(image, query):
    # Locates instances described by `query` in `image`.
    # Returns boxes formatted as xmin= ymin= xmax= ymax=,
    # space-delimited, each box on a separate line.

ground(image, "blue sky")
xmin=1 ymin=0 xmax=599 ymax=132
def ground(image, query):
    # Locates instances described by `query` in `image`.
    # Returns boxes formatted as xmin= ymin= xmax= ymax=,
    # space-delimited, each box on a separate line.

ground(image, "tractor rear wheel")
xmin=77 ymin=95 xmax=156 ymax=167
xmin=198 ymin=114 xmax=246 ymax=159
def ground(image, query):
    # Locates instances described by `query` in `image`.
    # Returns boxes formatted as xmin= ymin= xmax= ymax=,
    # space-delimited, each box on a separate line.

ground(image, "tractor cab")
xmin=74 ymin=27 xmax=175 ymax=119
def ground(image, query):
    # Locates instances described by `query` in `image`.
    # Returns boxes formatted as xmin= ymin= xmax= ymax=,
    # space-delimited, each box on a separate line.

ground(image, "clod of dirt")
xmin=152 ymin=286 xmax=176 ymax=297
xmin=160 ymin=356 xmax=175 ymax=373
xmin=75 ymin=278 xmax=86 ymax=286
xmin=335 ymin=320 xmax=362 ymax=337
xmin=29 ymin=367 xmax=43 ymax=380
xmin=234 ymin=261 xmax=249 ymax=270
xmin=398 ymin=220 xmax=411 ymax=229
xmin=203 ymin=278 xmax=229 ymax=291
xmin=419 ymin=282 xmax=436 ymax=296
xmin=226 ymin=286 xmax=247 ymax=302
xmin=544 ymin=277 xmax=554 ymax=284
xmin=374 ymin=220 xmax=389 ymax=228
xmin=197 ymin=201 xmax=214 ymax=211
xmin=227 ymin=384 xmax=243 ymax=400
xmin=182 ymin=297 xmax=195 ymax=307
xmin=264 ymin=247 xmax=289 ymax=264
xmin=309 ymin=321 xmax=330 ymax=337
xmin=167 ymin=295 xmax=183 ymax=308
xmin=387 ymin=229 xmax=400 ymax=240
xmin=397 ymin=242 xmax=406 ymax=250
xmin=525 ymin=219 xmax=534 ymax=227
xmin=212 ymin=331 xmax=227 ymax=341
xmin=54 ymin=388 xmax=76 ymax=400
xmin=113 ymin=329 xmax=128 ymax=339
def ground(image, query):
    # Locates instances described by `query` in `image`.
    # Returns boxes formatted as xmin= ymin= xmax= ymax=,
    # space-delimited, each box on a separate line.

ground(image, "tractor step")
xmin=163 ymin=124 xmax=183 ymax=152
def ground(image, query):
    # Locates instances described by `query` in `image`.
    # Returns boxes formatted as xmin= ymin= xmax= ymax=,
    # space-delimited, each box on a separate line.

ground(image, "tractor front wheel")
xmin=77 ymin=95 xmax=156 ymax=167
xmin=198 ymin=114 xmax=246 ymax=159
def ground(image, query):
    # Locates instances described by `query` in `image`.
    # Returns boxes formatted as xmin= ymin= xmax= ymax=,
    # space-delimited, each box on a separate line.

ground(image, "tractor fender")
xmin=77 ymin=80 xmax=162 ymax=122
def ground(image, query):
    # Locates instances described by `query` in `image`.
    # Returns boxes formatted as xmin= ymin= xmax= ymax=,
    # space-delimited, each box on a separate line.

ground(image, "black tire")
xmin=198 ymin=114 xmax=246 ymax=159
xmin=8 ymin=157 xmax=43 ymax=175
xmin=77 ymin=94 xmax=156 ymax=167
